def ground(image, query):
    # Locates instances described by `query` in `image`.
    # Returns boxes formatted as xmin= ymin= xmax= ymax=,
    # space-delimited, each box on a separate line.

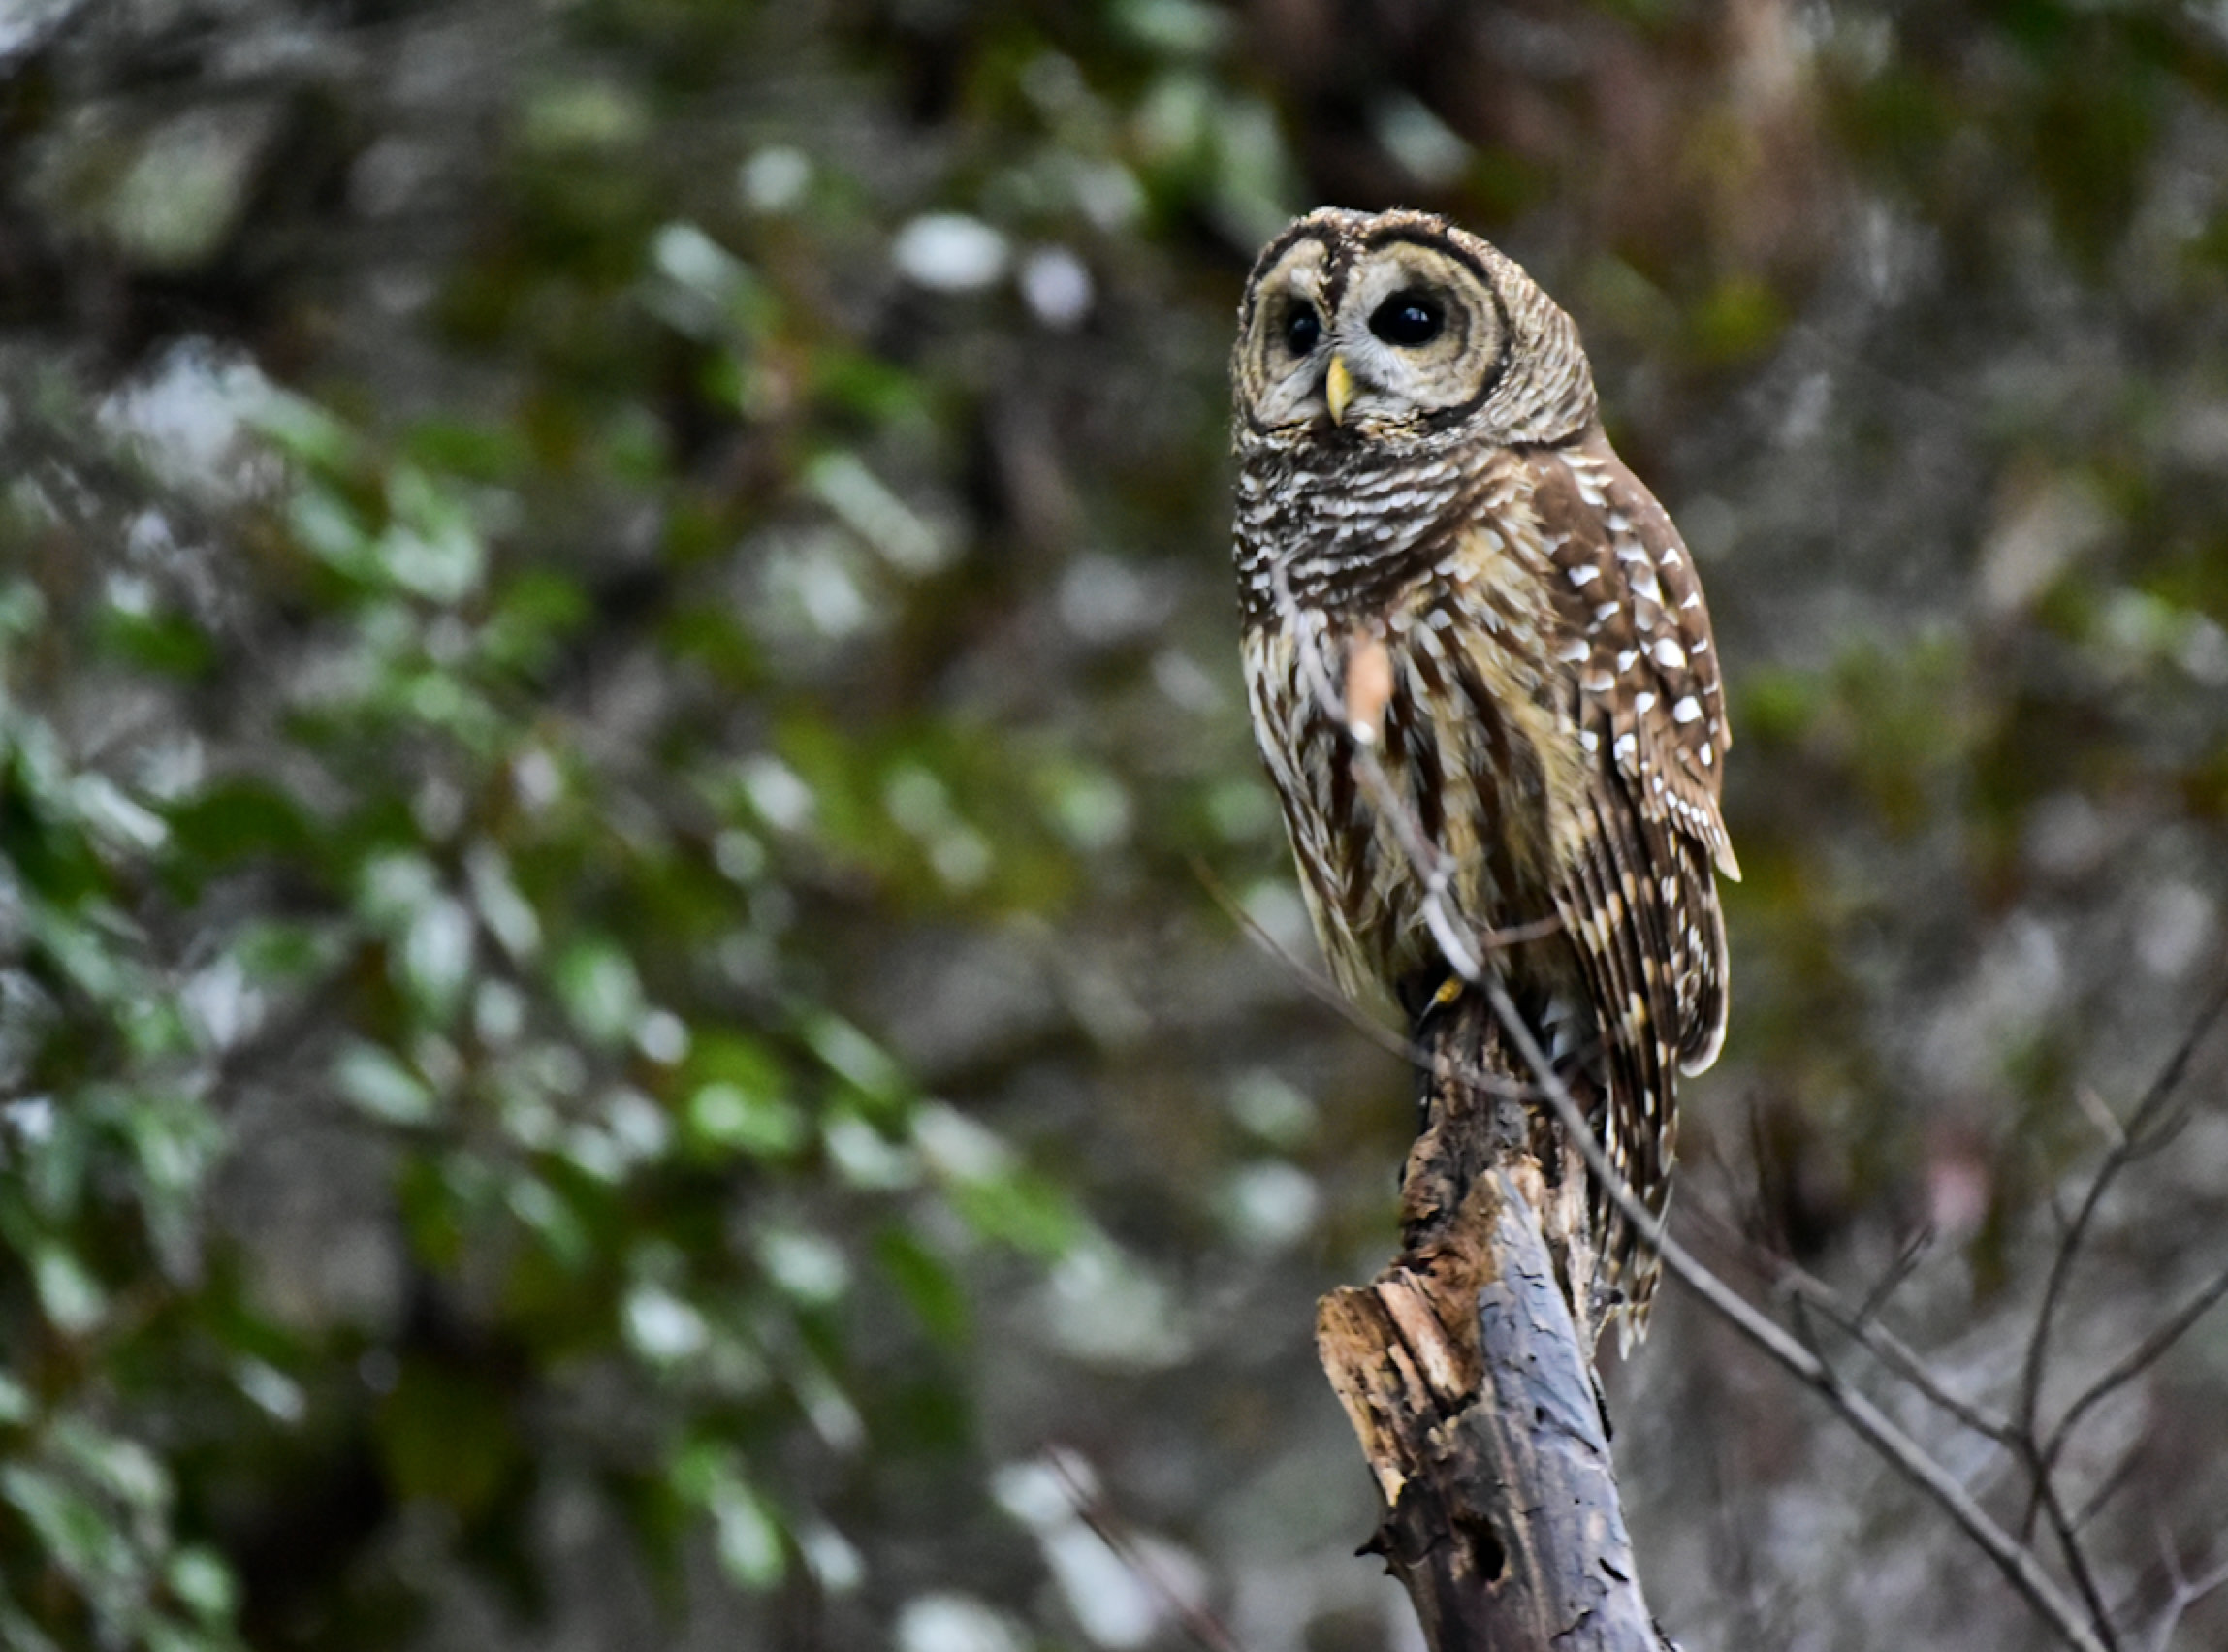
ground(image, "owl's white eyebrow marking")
xmin=1283 ymin=254 xmax=1329 ymax=302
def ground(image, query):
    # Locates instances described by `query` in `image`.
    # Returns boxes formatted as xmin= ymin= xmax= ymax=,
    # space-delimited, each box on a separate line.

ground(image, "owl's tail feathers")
xmin=1611 ymin=1223 xmax=1666 ymax=1357
xmin=1528 ymin=992 xmax=1668 ymax=1354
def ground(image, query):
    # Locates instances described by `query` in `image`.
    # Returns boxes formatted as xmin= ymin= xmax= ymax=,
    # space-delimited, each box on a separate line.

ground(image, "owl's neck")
xmin=1232 ymin=438 xmax=1498 ymax=625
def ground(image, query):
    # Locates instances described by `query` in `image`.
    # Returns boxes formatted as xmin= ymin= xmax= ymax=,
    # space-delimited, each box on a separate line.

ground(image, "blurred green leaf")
xmin=334 ymin=1042 xmax=437 ymax=1127
xmin=164 ymin=783 xmax=314 ymax=867
xmin=875 ymin=1226 xmax=970 ymax=1348
xmin=553 ymin=937 xmax=645 ymax=1048
xmin=943 ymin=1168 xmax=1083 ymax=1260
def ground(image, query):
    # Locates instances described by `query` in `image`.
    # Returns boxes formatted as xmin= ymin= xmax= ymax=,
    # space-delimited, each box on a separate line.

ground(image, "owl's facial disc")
xmin=1325 ymin=240 xmax=1507 ymax=435
xmin=1236 ymin=230 xmax=1509 ymax=442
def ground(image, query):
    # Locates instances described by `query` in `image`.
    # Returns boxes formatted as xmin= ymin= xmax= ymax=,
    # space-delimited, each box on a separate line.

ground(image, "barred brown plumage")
xmin=1230 ymin=207 xmax=1737 ymax=1345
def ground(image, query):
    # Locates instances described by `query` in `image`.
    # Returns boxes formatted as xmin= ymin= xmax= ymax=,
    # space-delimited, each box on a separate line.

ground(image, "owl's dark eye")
xmin=1369 ymin=292 xmax=1442 ymax=347
xmin=1283 ymin=307 xmax=1321 ymax=355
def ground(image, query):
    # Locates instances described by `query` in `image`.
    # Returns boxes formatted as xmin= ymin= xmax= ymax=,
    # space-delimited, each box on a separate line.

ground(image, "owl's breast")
xmin=1240 ymin=511 xmax=1585 ymax=1006
xmin=1232 ymin=443 xmax=1476 ymax=625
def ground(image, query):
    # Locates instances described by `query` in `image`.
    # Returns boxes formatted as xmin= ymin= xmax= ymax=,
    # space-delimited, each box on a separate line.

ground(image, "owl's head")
xmin=1232 ymin=207 xmax=1598 ymax=453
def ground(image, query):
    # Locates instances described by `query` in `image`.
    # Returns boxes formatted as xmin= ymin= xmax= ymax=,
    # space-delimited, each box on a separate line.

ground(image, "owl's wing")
xmin=1526 ymin=429 xmax=1735 ymax=1101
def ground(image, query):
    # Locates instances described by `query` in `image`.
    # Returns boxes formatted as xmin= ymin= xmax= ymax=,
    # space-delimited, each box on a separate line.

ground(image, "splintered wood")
xmin=1314 ymin=994 xmax=1664 ymax=1652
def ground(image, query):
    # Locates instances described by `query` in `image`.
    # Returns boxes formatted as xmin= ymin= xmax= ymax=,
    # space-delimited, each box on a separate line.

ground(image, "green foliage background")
xmin=3 ymin=1 xmax=2227 ymax=1648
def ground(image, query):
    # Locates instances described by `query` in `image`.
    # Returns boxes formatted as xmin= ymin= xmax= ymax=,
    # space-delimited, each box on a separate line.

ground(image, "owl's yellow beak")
xmin=1323 ymin=355 xmax=1354 ymax=425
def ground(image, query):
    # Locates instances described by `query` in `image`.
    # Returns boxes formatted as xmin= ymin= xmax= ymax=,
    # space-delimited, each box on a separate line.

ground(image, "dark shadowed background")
xmin=3 ymin=2 xmax=2227 ymax=1648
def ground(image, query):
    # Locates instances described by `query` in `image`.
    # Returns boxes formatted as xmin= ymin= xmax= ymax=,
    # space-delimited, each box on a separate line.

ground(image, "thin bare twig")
xmin=2075 ymin=1085 xmax=2128 ymax=1152
xmin=1675 ymin=1203 xmax=2008 ymax=1443
xmin=2020 ymin=979 xmax=2228 ymax=1460
xmin=1188 ymin=852 xmax=1545 ymax=1102
xmin=2147 ymin=1537 xmax=2228 ymax=1652
xmin=2069 ymin=1437 xmax=2147 ymax=1537
xmin=2030 ymin=1466 xmax=2121 ymax=1652
xmin=2041 ymin=1260 xmax=2228 ymax=1482
xmin=2015 ymin=975 xmax=2228 ymax=1615
xmin=1856 ymin=1225 xmax=1935 ymax=1326
xmin=1043 ymin=1448 xmax=1249 ymax=1652
xmin=1188 ymin=851 xmax=1429 ymax=1064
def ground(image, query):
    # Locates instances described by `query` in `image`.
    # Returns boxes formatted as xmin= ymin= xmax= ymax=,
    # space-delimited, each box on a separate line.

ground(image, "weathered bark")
xmin=1316 ymin=994 xmax=1665 ymax=1652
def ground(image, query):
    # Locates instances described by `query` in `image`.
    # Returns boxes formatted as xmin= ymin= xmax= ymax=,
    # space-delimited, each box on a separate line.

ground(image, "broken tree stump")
xmin=1315 ymin=992 xmax=1666 ymax=1652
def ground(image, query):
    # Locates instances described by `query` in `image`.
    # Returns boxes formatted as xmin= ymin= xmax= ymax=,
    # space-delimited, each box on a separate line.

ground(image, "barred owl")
xmin=1230 ymin=207 xmax=1737 ymax=1340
